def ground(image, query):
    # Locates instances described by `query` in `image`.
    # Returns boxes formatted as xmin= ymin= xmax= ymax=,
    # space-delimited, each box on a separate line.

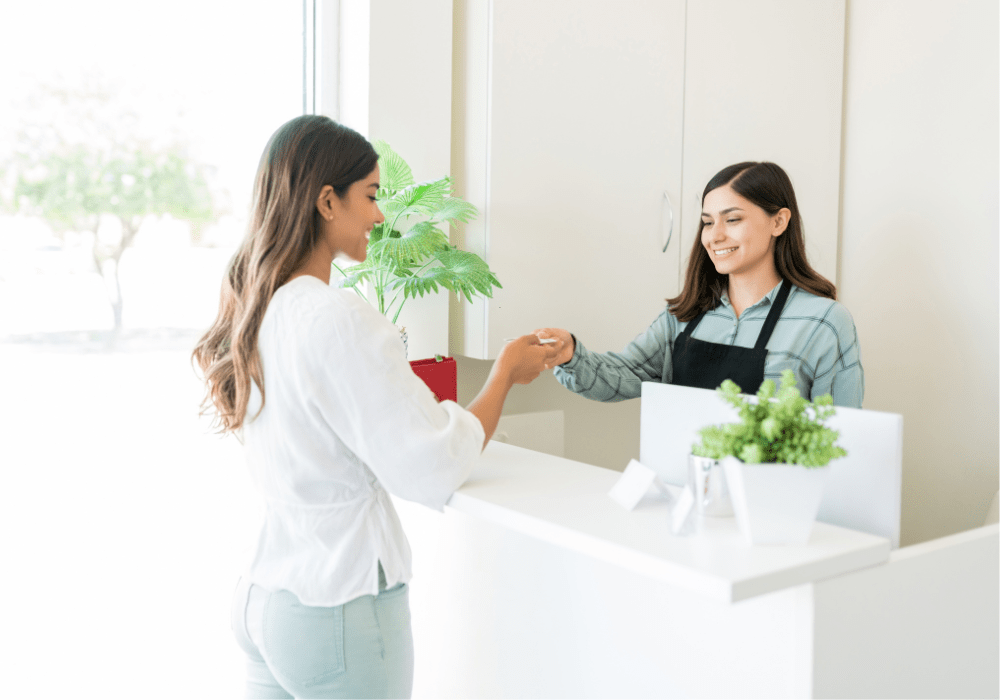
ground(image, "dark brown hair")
xmin=667 ymin=161 xmax=836 ymax=321
xmin=191 ymin=115 xmax=378 ymax=434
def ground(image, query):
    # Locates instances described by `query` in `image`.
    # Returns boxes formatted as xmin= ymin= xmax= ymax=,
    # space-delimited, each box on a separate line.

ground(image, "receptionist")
xmin=536 ymin=161 xmax=864 ymax=408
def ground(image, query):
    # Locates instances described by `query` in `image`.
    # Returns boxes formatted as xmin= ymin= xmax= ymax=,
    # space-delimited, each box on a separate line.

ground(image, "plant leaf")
xmin=391 ymin=274 xmax=443 ymax=300
xmin=367 ymin=222 xmax=392 ymax=245
xmin=433 ymin=249 xmax=502 ymax=302
xmin=371 ymin=140 xmax=413 ymax=194
xmin=336 ymin=265 xmax=376 ymax=289
xmin=378 ymin=178 xmax=451 ymax=223
xmin=385 ymin=249 xmax=501 ymax=303
xmin=368 ymin=221 xmax=450 ymax=265
xmin=430 ymin=197 xmax=478 ymax=226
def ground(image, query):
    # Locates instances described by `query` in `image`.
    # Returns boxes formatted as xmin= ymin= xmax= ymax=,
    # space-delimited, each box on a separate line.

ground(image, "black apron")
xmin=671 ymin=280 xmax=792 ymax=394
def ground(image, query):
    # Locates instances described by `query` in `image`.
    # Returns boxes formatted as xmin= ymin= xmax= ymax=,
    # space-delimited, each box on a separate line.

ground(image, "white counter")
xmin=393 ymin=442 xmax=997 ymax=699
xmin=448 ymin=442 xmax=890 ymax=603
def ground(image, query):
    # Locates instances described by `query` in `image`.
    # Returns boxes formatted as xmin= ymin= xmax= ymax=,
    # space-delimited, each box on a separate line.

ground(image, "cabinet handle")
xmin=662 ymin=191 xmax=674 ymax=253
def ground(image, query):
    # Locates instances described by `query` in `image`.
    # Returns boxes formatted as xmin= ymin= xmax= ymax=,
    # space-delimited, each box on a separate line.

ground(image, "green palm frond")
xmin=378 ymin=178 xmax=451 ymax=222
xmin=368 ymin=221 xmax=450 ymax=265
xmin=435 ymin=249 xmax=503 ymax=302
xmin=384 ymin=250 xmax=501 ymax=311
xmin=368 ymin=222 xmax=390 ymax=245
xmin=387 ymin=251 xmax=501 ymax=304
xmin=391 ymin=272 xmax=446 ymax=299
xmin=336 ymin=263 xmax=377 ymax=290
xmin=431 ymin=197 xmax=479 ymax=226
xmin=332 ymin=141 xmax=498 ymax=322
xmin=371 ymin=140 xmax=413 ymax=194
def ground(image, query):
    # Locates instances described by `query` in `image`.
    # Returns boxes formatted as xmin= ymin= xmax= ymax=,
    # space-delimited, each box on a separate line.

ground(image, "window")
xmin=0 ymin=2 xmax=314 ymax=695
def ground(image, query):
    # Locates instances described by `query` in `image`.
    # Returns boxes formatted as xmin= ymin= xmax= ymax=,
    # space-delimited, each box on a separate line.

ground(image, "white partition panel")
xmin=819 ymin=407 xmax=903 ymax=548
xmin=639 ymin=382 xmax=904 ymax=546
xmin=812 ymin=524 xmax=999 ymax=699
xmin=639 ymin=382 xmax=739 ymax=486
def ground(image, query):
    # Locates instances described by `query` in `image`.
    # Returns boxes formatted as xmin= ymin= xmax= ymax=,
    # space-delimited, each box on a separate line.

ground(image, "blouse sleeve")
xmin=552 ymin=308 xmax=673 ymax=402
xmin=298 ymin=294 xmax=484 ymax=511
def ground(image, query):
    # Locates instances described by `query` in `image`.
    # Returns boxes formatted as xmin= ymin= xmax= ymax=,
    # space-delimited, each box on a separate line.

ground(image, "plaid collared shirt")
xmin=554 ymin=282 xmax=864 ymax=408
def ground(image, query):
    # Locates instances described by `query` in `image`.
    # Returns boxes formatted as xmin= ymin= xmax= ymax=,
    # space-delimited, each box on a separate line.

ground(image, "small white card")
xmin=609 ymin=459 xmax=669 ymax=510
xmin=670 ymin=486 xmax=697 ymax=536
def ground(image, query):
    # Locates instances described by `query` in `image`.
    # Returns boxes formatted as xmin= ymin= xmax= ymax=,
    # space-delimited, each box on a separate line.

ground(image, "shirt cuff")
xmin=560 ymin=333 xmax=582 ymax=371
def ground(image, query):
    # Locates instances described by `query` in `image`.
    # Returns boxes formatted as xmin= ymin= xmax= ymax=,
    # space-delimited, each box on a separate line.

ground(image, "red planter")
xmin=409 ymin=356 xmax=458 ymax=403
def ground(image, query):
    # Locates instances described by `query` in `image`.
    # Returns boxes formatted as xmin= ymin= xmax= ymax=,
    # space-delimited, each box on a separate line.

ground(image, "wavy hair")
xmin=667 ymin=161 xmax=836 ymax=321
xmin=191 ymin=115 xmax=378 ymax=434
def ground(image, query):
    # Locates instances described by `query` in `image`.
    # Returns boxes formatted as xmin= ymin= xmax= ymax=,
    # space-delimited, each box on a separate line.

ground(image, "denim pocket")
xmin=262 ymin=590 xmax=346 ymax=687
xmin=230 ymin=577 xmax=264 ymax=661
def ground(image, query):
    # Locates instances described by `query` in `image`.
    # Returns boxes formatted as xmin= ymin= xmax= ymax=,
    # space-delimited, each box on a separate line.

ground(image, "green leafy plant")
xmin=692 ymin=369 xmax=847 ymax=467
xmin=334 ymin=141 xmax=501 ymax=324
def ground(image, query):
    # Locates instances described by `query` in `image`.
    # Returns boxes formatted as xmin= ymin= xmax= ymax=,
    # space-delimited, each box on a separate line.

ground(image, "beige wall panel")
xmin=839 ymin=0 xmax=999 ymax=545
xmin=680 ymin=0 xmax=846 ymax=285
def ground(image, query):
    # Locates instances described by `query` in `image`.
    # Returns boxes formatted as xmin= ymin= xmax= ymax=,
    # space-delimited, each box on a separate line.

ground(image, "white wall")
xmin=451 ymin=0 xmax=1000 ymax=546
xmin=454 ymin=355 xmax=643 ymax=471
xmin=448 ymin=0 xmax=643 ymax=472
xmin=358 ymin=0 xmax=999 ymax=544
xmin=340 ymin=0 xmax=454 ymax=362
xmin=839 ymin=0 xmax=999 ymax=545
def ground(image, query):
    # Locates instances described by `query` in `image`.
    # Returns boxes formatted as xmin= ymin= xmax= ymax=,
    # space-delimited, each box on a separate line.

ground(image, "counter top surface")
xmin=445 ymin=442 xmax=891 ymax=603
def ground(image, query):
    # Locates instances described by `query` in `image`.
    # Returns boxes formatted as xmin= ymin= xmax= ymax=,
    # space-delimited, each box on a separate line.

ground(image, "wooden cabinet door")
xmin=452 ymin=0 xmax=687 ymax=359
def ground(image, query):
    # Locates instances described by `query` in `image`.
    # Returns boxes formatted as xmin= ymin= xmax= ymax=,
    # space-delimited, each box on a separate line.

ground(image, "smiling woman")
xmin=191 ymin=114 xmax=560 ymax=698
xmin=538 ymin=161 xmax=864 ymax=409
xmin=287 ymin=166 xmax=385 ymax=282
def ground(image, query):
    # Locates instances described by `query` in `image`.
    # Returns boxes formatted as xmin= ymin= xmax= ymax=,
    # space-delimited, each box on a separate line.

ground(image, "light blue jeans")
xmin=231 ymin=567 xmax=414 ymax=699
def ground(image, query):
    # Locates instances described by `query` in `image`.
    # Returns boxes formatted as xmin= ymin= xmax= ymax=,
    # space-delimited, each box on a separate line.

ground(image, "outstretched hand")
xmin=468 ymin=334 xmax=566 ymax=449
xmin=495 ymin=334 xmax=564 ymax=385
xmin=532 ymin=328 xmax=575 ymax=367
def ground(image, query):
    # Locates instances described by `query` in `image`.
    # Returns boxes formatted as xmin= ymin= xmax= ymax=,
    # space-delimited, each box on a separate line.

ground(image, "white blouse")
xmin=240 ymin=275 xmax=484 ymax=607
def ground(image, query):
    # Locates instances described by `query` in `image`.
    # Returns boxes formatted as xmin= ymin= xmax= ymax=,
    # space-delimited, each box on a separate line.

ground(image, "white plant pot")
xmin=721 ymin=456 xmax=832 ymax=545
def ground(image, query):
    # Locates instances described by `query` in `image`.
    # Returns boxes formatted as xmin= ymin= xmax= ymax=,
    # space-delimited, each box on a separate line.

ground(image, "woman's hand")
xmin=532 ymin=328 xmax=575 ymax=367
xmin=468 ymin=335 xmax=563 ymax=447
xmin=495 ymin=334 xmax=564 ymax=385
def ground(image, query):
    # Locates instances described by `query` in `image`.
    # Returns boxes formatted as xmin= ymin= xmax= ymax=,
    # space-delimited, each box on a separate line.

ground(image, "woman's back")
xmin=245 ymin=276 xmax=377 ymax=506
xmin=241 ymin=275 xmax=484 ymax=607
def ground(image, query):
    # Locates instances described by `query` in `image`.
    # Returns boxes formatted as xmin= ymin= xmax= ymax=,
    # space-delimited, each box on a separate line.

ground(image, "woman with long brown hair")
xmin=536 ymin=161 xmax=863 ymax=407
xmin=192 ymin=115 xmax=560 ymax=698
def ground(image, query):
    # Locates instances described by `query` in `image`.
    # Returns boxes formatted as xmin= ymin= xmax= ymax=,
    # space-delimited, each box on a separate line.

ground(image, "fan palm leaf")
xmin=388 ymin=249 xmax=501 ymax=303
xmin=431 ymin=197 xmax=478 ymax=226
xmin=435 ymin=249 xmax=502 ymax=301
xmin=368 ymin=221 xmax=450 ymax=265
xmin=334 ymin=141 xmax=500 ymax=325
xmin=371 ymin=140 xmax=413 ymax=194
xmin=379 ymin=179 xmax=451 ymax=223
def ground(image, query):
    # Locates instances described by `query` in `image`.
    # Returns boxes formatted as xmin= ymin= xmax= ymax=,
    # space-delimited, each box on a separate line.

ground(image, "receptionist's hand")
xmin=532 ymin=328 xmax=575 ymax=366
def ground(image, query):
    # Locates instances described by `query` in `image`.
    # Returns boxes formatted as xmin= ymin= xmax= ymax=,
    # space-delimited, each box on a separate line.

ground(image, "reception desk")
xmin=392 ymin=442 xmax=998 ymax=699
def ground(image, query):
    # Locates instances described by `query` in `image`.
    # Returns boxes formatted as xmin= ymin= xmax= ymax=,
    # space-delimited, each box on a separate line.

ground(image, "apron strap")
xmin=753 ymin=280 xmax=793 ymax=351
xmin=678 ymin=311 xmax=707 ymax=341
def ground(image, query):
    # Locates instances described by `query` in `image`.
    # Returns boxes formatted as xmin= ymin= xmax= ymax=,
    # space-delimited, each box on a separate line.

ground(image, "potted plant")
xmin=692 ymin=370 xmax=847 ymax=545
xmin=334 ymin=141 xmax=501 ymax=401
